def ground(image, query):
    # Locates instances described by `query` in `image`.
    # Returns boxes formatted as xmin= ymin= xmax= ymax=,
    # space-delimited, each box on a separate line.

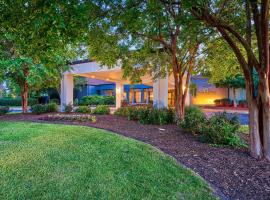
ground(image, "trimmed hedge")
xmin=75 ymin=106 xmax=91 ymax=114
xmin=214 ymin=98 xmax=233 ymax=107
xmin=79 ymin=95 xmax=115 ymax=106
xmin=0 ymin=97 xmax=37 ymax=106
xmin=114 ymin=106 xmax=175 ymax=125
xmin=31 ymin=103 xmax=58 ymax=114
xmin=93 ymin=105 xmax=110 ymax=115
xmin=0 ymin=106 xmax=9 ymax=115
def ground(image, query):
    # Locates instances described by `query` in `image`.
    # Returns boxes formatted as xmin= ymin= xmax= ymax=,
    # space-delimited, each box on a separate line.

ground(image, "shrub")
xmin=115 ymin=106 xmax=175 ymax=125
xmin=180 ymin=106 xmax=206 ymax=134
xmin=0 ymin=97 xmax=37 ymax=106
xmin=200 ymin=112 xmax=244 ymax=147
xmin=93 ymin=105 xmax=110 ymax=114
xmin=47 ymin=103 xmax=58 ymax=112
xmin=114 ymin=106 xmax=132 ymax=117
xmin=64 ymin=103 xmax=73 ymax=113
xmin=0 ymin=106 xmax=9 ymax=115
xmin=79 ymin=95 xmax=115 ymax=106
xmin=31 ymin=104 xmax=48 ymax=114
xmin=75 ymin=106 xmax=91 ymax=114
xmin=214 ymin=98 xmax=232 ymax=107
xmin=43 ymin=114 xmax=96 ymax=122
xmin=31 ymin=103 xmax=58 ymax=114
xmin=139 ymin=108 xmax=175 ymax=125
xmin=238 ymin=100 xmax=247 ymax=108
xmin=50 ymin=98 xmax=60 ymax=105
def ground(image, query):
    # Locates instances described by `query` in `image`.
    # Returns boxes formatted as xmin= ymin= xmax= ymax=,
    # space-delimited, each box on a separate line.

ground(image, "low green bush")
xmin=114 ymin=107 xmax=132 ymax=117
xmin=50 ymin=98 xmax=60 ymax=105
xmin=93 ymin=105 xmax=110 ymax=115
xmin=114 ymin=106 xmax=175 ymax=125
xmin=31 ymin=104 xmax=48 ymax=114
xmin=214 ymin=98 xmax=233 ymax=106
xmin=180 ymin=106 xmax=206 ymax=134
xmin=200 ymin=112 xmax=244 ymax=147
xmin=0 ymin=106 xmax=9 ymax=115
xmin=31 ymin=103 xmax=58 ymax=114
xmin=0 ymin=97 xmax=37 ymax=106
xmin=79 ymin=95 xmax=115 ymax=106
xmin=75 ymin=106 xmax=91 ymax=114
xmin=47 ymin=103 xmax=58 ymax=112
xmin=238 ymin=100 xmax=248 ymax=107
xmin=64 ymin=103 xmax=73 ymax=113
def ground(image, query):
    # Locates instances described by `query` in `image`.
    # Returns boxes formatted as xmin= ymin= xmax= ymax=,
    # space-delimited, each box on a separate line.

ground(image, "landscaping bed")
xmin=1 ymin=113 xmax=270 ymax=200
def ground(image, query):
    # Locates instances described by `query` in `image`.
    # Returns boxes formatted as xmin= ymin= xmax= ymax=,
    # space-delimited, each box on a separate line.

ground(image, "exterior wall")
xmin=191 ymin=88 xmax=228 ymax=105
xmin=75 ymin=82 xmax=152 ymax=104
xmin=191 ymin=76 xmax=228 ymax=106
xmin=229 ymin=88 xmax=246 ymax=101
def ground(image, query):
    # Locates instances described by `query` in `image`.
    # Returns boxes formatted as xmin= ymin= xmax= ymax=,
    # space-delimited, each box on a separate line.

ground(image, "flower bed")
xmin=41 ymin=114 xmax=96 ymax=122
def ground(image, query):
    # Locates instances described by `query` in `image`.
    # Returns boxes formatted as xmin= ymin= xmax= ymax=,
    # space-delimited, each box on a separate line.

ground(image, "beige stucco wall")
xmin=191 ymin=88 xmax=228 ymax=105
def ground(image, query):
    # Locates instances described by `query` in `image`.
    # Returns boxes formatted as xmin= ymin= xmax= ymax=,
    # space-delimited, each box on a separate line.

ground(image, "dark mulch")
xmin=1 ymin=113 xmax=270 ymax=200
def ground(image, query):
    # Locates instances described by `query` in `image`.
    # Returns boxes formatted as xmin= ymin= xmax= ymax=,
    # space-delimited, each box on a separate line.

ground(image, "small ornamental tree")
xmin=177 ymin=0 xmax=270 ymax=160
xmin=215 ymin=75 xmax=246 ymax=107
xmin=87 ymin=0 xmax=207 ymax=119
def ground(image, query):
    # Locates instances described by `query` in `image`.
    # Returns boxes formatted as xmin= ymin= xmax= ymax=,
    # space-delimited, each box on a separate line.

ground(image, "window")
xmin=104 ymin=89 xmax=113 ymax=96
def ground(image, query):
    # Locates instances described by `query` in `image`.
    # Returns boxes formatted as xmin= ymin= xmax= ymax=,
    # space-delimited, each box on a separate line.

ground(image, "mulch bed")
xmin=1 ymin=113 xmax=270 ymax=200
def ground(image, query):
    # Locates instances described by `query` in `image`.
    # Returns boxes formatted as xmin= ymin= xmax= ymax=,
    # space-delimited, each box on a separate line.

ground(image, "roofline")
xmin=69 ymin=59 xmax=94 ymax=65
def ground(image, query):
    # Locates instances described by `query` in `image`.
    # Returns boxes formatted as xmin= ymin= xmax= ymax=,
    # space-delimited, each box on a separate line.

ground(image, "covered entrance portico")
xmin=61 ymin=60 xmax=190 ymax=111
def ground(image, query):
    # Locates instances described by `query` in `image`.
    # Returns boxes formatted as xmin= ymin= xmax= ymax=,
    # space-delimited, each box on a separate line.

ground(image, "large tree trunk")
xmin=232 ymin=88 xmax=237 ymax=107
xmin=21 ymin=80 xmax=28 ymax=113
xmin=259 ymin=76 xmax=270 ymax=161
xmin=246 ymin=82 xmax=263 ymax=158
xmin=20 ymin=67 xmax=29 ymax=114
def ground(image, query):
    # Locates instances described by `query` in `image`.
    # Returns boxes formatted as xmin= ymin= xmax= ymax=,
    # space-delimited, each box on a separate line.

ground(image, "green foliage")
xmin=238 ymin=100 xmax=247 ymax=107
xmin=0 ymin=97 xmax=37 ymax=106
xmin=214 ymin=99 xmax=233 ymax=107
xmin=80 ymin=95 xmax=115 ymax=106
xmin=189 ymin=83 xmax=198 ymax=97
xmin=31 ymin=104 xmax=48 ymax=114
xmin=75 ymin=106 xmax=91 ymax=114
xmin=200 ymin=112 xmax=245 ymax=147
xmin=50 ymin=98 xmax=60 ymax=105
xmin=114 ymin=107 xmax=132 ymax=117
xmin=93 ymin=105 xmax=110 ymax=115
xmin=215 ymin=74 xmax=246 ymax=89
xmin=180 ymin=106 xmax=206 ymax=134
xmin=64 ymin=103 xmax=73 ymax=113
xmin=115 ymin=106 xmax=175 ymax=125
xmin=46 ymin=103 xmax=58 ymax=112
xmin=31 ymin=103 xmax=58 ymax=114
xmin=0 ymin=106 xmax=9 ymax=115
xmin=45 ymin=114 xmax=96 ymax=123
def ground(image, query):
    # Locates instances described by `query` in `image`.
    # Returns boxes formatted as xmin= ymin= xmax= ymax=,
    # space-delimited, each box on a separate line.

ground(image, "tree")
xmin=215 ymin=75 xmax=246 ymax=107
xmin=87 ymin=0 xmax=205 ymax=119
xmin=0 ymin=0 xmax=90 ymax=112
xmin=177 ymin=0 xmax=270 ymax=160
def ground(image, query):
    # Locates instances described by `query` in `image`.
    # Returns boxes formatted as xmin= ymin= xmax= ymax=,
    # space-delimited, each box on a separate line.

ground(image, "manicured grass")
xmin=0 ymin=121 xmax=216 ymax=200
xmin=239 ymin=125 xmax=249 ymax=134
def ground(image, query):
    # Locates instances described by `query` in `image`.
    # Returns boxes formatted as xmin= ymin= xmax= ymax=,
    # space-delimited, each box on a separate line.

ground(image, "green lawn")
xmin=239 ymin=125 xmax=249 ymax=134
xmin=0 ymin=121 xmax=216 ymax=200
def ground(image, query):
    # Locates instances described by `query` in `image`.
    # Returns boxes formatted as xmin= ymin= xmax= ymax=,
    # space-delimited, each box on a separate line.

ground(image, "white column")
xmin=153 ymin=75 xmax=168 ymax=108
xmin=61 ymin=74 xmax=74 ymax=111
xmin=185 ymin=89 xmax=191 ymax=106
xmin=115 ymin=82 xmax=123 ymax=109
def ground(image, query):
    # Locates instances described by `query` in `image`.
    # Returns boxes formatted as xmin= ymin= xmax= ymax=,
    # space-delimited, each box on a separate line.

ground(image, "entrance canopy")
xmin=61 ymin=60 xmax=190 ymax=111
